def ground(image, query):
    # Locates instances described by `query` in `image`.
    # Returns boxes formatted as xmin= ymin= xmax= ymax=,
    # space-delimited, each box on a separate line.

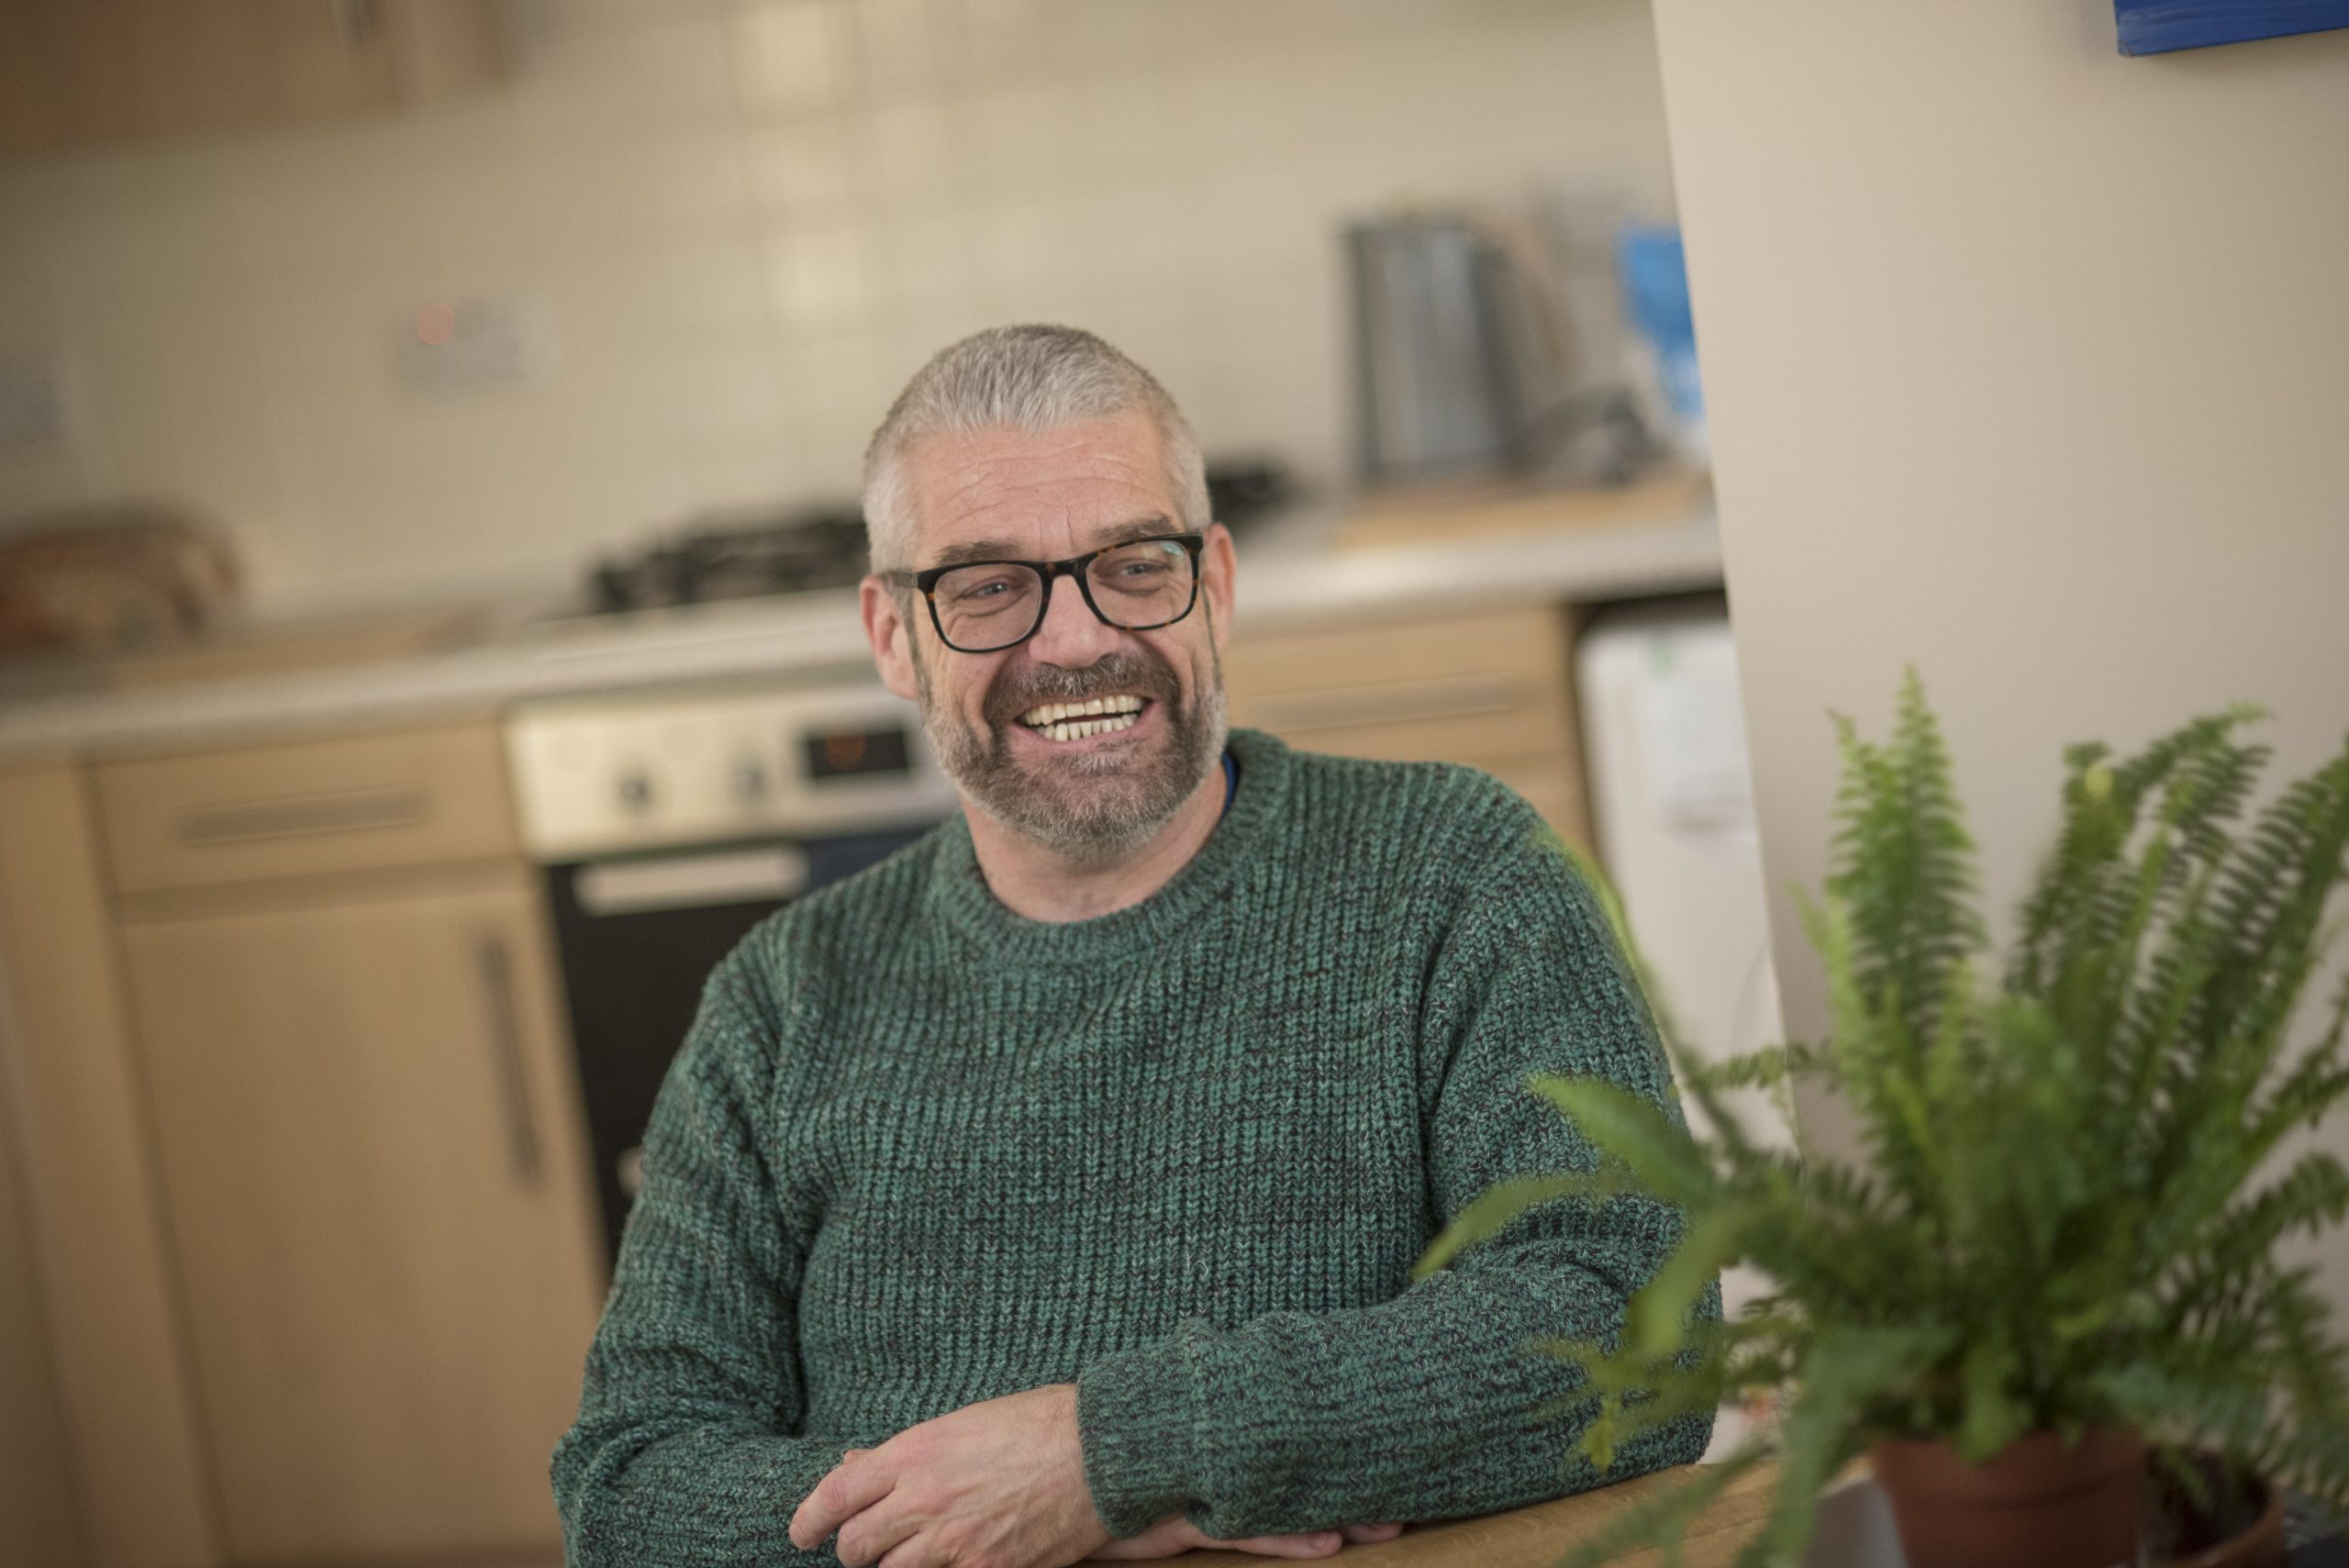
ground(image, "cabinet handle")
xmin=176 ymin=785 xmax=423 ymax=847
xmin=328 ymin=0 xmax=377 ymax=46
xmin=473 ymin=935 xmax=544 ymax=1188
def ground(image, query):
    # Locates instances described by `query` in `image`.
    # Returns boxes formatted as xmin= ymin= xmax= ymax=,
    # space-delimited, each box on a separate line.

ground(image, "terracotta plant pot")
xmin=1868 ymin=1427 xmax=2145 ymax=1568
xmin=2151 ymin=1453 xmax=2288 ymax=1568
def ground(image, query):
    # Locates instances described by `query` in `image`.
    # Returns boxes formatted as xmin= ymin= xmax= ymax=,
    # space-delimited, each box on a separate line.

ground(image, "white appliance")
xmin=1577 ymin=599 xmax=1782 ymax=1089
xmin=1576 ymin=598 xmax=1786 ymax=1461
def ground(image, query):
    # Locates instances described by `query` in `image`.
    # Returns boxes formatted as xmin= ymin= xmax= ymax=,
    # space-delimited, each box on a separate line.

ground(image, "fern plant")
xmin=1419 ymin=672 xmax=2349 ymax=1566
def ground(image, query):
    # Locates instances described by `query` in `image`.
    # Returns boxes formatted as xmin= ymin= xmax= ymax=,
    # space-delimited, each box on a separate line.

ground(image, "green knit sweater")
xmin=551 ymin=727 xmax=1715 ymax=1565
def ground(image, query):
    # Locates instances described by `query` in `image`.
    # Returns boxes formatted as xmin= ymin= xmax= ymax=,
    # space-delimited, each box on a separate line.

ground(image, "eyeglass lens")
xmin=930 ymin=539 xmax=1197 ymax=651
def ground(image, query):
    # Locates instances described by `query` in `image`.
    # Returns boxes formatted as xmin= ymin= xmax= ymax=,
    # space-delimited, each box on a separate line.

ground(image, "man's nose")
xmin=1023 ymin=571 xmax=1121 ymax=667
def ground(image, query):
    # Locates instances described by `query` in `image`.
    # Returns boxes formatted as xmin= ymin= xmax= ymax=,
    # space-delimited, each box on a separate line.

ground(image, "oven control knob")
xmin=731 ymin=756 xmax=768 ymax=803
xmin=617 ymin=771 xmax=655 ymax=812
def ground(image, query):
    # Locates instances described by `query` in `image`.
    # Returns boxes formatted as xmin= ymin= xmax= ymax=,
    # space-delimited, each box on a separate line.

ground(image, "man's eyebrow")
xmin=921 ymin=517 xmax=1182 ymax=570
xmin=1089 ymin=515 xmax=1179 ymax=550
xmin=926 ymin=538 xmax=1024 ymax=569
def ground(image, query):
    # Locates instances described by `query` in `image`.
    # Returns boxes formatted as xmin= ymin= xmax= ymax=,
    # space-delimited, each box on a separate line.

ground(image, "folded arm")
xmin=551 ymin=952 xmax=888 ymax=1568
xmin=1076 ymin=809 xmax=1718 ymax=1540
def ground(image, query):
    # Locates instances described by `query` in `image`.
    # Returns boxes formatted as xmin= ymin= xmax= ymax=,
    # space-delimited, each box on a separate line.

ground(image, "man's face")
xmin=859 ymin=409 xmax=1239 ymax=861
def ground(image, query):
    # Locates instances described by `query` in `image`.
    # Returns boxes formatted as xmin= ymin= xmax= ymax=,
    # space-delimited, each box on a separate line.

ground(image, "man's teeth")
xmin=1019 ymin=695 xmax=1147 ymax=742
xmin=1021 ymin=695 xmax=1146 ymax=725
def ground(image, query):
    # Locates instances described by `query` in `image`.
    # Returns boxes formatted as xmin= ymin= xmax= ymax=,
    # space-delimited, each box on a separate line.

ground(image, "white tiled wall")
xmin=0 ymin=0 xmax=1675 ymax=614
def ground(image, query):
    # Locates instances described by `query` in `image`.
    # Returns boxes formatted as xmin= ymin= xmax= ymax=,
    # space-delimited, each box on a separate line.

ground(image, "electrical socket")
xmin=0 ymin=350 xmax=77 ymax=451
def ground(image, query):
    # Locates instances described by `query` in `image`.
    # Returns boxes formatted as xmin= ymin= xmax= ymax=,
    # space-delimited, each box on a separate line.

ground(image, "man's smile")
xmin=1014 ymin=694 xmax=1152 ymax=744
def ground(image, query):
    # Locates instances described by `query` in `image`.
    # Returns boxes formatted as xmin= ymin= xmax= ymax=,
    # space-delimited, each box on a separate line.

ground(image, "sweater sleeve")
xmin=551 ymin=945 xmax=887 ymax=1567
xmin=1074 ymin=803 xmax=1719 ymax=1540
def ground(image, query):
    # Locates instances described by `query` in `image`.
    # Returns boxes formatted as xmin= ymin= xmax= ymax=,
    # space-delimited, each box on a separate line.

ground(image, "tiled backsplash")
xmin=0 ymin=0 xmax=1675 ymax=613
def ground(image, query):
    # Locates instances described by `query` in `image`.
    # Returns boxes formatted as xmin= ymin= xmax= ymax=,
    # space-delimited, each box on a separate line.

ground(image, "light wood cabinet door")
xmin=0 ymin=1064 xmax=86 ymax=1568
xmin=0 ymin=763 xmax=223 ymax=1568
xmin=95 ymin=719 xmax=520 ymax=896
xmin=117 ymin=868 xmax=604 ymax=1563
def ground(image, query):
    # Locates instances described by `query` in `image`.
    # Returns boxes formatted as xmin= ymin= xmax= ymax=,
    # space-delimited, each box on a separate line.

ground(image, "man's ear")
xmin=862 ymin=576 xmax=922 ymax=702
xmin=1201 ymin=521 xmax=1238 ymax=655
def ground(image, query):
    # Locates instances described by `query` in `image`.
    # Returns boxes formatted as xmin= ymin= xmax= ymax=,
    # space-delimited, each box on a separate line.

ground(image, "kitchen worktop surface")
xmin=0 ymin=484 xmax=1723 ymax=762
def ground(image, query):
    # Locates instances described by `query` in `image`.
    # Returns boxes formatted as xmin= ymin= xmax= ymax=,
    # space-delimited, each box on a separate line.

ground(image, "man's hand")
xmin=787 ymin=1385 xmax=1408 ymax=1568
xmin=789 ymin=1385 xmax=1108 ymax=1568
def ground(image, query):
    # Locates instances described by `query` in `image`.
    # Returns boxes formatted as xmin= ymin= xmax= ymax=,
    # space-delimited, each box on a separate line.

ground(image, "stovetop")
xmin=583 ymin=463 xmax=1292 ymax=618
xmin=587 ymin=507 xmax=869 ymax=614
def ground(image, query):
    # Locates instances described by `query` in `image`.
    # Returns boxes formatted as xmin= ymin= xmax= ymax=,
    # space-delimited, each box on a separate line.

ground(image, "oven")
xmin=506 ymin=678 xmax=957 ymax=1262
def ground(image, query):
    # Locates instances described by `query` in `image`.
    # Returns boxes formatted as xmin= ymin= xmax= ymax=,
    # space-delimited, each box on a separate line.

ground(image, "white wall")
xmin=1648 ymin=0 xmax=2349 ymax=1233
xmin=0 ymin=0 xmax=1676 ymax=615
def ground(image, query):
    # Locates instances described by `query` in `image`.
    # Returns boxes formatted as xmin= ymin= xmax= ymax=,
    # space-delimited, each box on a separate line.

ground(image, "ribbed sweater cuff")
xmin=1076 ymin=1334 xmax=1204 ymax=1538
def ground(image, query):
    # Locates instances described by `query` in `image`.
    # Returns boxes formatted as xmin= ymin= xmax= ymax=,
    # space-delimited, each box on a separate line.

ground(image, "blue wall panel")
xmin=2115 ymin=0 xmax=2349 ymax=53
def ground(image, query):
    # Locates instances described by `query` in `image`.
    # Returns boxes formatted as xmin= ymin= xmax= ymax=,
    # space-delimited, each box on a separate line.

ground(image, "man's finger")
xmin=787 ymin=1452 xmax=896 ymax=1551
xmin=1208 ymin=1529 xmax=1343 ymax=1558
xmin=835 ymin=1494 xmax=928 ymax=1568
xmin=1341 ymin=1522 xmax=1406 ymax=1543
xmin=876 ymin=1540 xmax=952 ymax=1568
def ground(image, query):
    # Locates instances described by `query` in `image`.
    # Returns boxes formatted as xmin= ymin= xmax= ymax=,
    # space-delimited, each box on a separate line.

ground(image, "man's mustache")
xmin=983 ymin=652 xmax=1181 ymax=729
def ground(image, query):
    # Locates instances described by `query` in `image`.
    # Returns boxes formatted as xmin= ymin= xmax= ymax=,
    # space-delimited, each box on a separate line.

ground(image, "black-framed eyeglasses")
xmin=891 ymin=532 xmax=1207 ymax=654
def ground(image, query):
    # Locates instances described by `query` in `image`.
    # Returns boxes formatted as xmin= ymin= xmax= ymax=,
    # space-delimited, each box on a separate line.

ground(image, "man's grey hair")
xmin=861 ymin=324 xmax=1212 ymax=573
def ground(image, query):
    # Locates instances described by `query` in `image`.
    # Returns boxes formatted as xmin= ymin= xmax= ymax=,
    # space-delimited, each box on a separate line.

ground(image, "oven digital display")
xmin=803 ymin=725 xmax=912 ymax=780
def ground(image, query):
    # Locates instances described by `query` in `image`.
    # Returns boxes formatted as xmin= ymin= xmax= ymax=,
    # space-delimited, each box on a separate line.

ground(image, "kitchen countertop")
xmin=0 ymin=487 xmax=1723 ymax=763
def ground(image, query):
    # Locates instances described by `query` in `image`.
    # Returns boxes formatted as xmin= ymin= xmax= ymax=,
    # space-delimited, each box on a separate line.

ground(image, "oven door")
xmin=546 ymin=827 xmax=933 ymax=1262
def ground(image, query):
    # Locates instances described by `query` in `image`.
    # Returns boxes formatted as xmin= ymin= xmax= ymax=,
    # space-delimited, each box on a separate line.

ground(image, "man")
xmin=551 ymin=325 xmax=1713 ymax=1568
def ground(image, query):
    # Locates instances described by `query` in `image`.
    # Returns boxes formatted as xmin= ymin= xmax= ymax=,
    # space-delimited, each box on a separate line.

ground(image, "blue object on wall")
xmin=1618 ymin=226 xmax=1702 ymax=423
xmin=2115 ymin=0 xmax=2349 ymax=54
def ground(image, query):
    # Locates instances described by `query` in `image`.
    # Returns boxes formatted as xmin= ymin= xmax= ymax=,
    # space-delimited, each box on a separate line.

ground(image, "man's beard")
xmin=914 ymin=639 xmax=1228 ymax=863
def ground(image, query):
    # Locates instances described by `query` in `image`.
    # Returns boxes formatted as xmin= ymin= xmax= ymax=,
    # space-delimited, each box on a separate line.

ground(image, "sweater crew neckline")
xmin=927 ymin=726 xmax=1291 ymax=967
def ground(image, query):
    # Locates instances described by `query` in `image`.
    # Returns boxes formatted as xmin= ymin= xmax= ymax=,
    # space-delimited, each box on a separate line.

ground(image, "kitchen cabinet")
xmin=77 ymin=717 xmax=605 ymax=1565
xmin=117 ymin=868 xmax=602 ymax=1562
xmin=1225 ymin=600 xmax=1593 ymax=850
xmin=0 ymin=763 xmax=222 ymax=1568
xmin=94 ymin=718 xmax=523 ymax=895
xmin=0 ymin=0 xmax=505 ymax=158
xmin=0 ymin=720 xmax=603 ymax=1565
xmin=0 ymin=1059 xmax=85 ymax=1568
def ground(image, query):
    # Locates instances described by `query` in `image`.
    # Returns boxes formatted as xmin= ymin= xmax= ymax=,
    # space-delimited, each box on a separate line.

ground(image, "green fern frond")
xmin=1424 ymin=681 xmax=2349 ymax=1568
xmin=1826 ymin=669 xmax=1986 ymax=1048
xmin=1413 ymin=1170 xmax=1638 ymax=1281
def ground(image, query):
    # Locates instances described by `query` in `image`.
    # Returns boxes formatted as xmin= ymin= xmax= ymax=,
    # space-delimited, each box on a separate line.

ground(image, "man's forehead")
xmin=905 ymin=413 xmax=1177 ymax=561
xmin=923 ymin=515 xmax=1178 ymax=569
